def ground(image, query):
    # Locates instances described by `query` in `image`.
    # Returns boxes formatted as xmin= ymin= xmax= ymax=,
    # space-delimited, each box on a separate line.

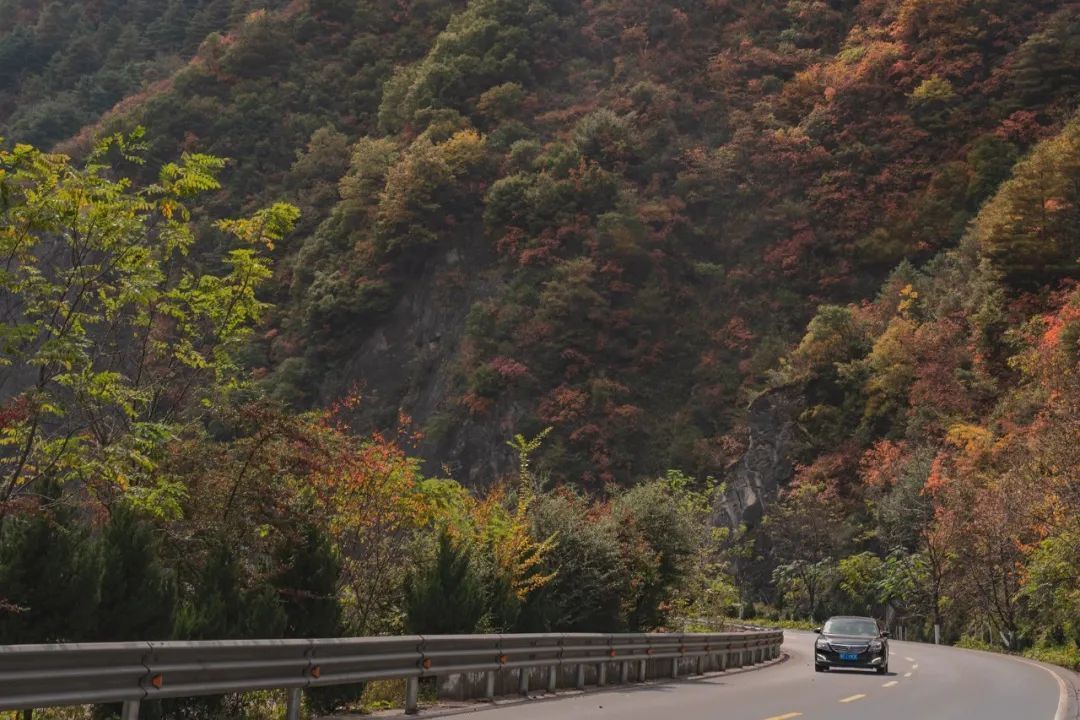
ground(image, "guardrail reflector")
xmin=310 ymin=666 xmax=321 ymax=679
xmin=150 ymin=674 xmax=164 ymax=689
xmin=421 ymin=659 xmax=432 ymax=670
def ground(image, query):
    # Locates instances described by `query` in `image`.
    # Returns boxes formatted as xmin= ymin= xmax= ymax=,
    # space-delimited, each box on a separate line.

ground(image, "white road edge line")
xmin=949 ymin=644 xmax=1070 ymax=720
xmin=904 ymin=672 xmax=912 ymax=678
xmin=905 ymin=657 xmax=915 ymax=662
xmin=1011 ymin=656 xmax=1070 ymax=720
xmin=882 ymin=680 xmax=899 ymax=688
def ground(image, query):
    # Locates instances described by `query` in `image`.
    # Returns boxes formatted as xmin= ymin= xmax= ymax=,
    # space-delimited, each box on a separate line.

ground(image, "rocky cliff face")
xmin=715 ymin=388 xmax=802 ymax=529
xmin=320 ymin=241 xmax=520 ymax=485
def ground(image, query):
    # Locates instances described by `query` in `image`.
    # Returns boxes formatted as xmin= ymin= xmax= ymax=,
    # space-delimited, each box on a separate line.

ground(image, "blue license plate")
xmin=840 ymin=652 xmax=859 ymax=661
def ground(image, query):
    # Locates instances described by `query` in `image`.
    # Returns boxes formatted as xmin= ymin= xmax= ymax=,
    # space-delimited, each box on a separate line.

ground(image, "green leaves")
xmin=974 ymin=113 xmax=1080 ymax=281
xmin=216 ymin=202 xmax=300 ymax=250
xmin=0 ymin=131 xmax=297 ymax=519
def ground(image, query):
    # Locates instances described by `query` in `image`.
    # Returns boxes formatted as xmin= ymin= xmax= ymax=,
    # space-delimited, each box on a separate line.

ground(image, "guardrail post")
xmin=637 ymin=659 xmax=647 ymax=681
xmin=696 ymin=654 xmax=704 ymax=675
xmin=597 ymin=662 xmax=607 ymax=686
xmin=121 ymin=700 xmax=139 ymax=720
xmin=405 ymin=676 xmax=419 ymax=714
xmin=518 ymin=667 xmax=529 ymax=696
xmin=547 ymin=665 xmax=557 ymax=693
xmin=671 ymin=657 xmax=679 ymax=679
xmin=620 ymin=661 xmax=629 ymax=683
xmin=485 ymin=670 xmax=496 ymax=700
xmin=285 ymin=688 xmax=301 ymax=720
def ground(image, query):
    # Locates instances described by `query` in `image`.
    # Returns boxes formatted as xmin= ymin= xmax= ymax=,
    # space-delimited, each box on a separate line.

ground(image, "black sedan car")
xmin=813 ymin=616 xmax=889 ymax=673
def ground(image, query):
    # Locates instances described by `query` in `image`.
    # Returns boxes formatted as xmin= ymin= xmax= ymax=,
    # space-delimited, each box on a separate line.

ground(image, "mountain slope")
xmin=4 ymin=0 xmax=1080 ymax=493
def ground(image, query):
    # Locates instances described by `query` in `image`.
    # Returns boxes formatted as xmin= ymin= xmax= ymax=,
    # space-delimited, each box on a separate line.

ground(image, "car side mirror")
xmin=813 ymin=627 xmax=822 ymax=634
xmin=881 ymin=631 xmax=890 ymax=638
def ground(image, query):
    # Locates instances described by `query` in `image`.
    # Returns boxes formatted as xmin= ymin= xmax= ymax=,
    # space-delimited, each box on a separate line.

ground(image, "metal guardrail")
xmin=0 ymin=630 xmax=783 ymax=718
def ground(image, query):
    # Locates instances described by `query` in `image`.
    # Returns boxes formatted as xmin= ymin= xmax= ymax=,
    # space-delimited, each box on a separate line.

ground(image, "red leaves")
xmin=539 ymin=385 xmax=589 ymax=424
xmin=718 ymin=316 xmax=756 ymax=352
xmin=0 ymin=396 xmax=31 ymax=431
xmin=488 ymin=356 xmax=532 ymax=382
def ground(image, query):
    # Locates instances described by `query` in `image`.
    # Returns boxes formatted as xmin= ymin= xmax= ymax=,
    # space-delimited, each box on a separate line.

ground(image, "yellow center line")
xmin=882 ymin=680 xmax=899 ymax=687
xmin=839 ymin=694 xmax=867 ymax=703
xmin=762 ymin=714 xmax=803 ymax=720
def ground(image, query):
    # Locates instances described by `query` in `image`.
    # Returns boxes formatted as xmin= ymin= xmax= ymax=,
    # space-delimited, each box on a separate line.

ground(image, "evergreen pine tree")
xmin=273 ymin=524 xmax=342 ymax=638
xmin=94 ymin=504 xmax=177 ymax=641
xmin=174 ymin=545 xmax=286 ymax=640
xmin=0 ymin=506 xmax=101 ymax=643
xmin=404 ymin=530 xmax=485 ymax=634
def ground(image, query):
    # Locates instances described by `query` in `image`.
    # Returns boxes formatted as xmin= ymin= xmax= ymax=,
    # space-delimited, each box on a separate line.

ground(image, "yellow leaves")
xmin=440 ymin=129 xmax=486 ymax=171
xmin=485 ymin=491 xmax=557 ymax=601
xmin=909 ymin=75 xmax=957 ymax=105
xmin=946 ymin=423 xmax=994 ymax=458
xmin=865 ymin=316 xmax=917 ymax=398
xmin=467 ymin=481 xmax=556 ymax=602
xmin=898 ymin=283 xmax=919 ymax=316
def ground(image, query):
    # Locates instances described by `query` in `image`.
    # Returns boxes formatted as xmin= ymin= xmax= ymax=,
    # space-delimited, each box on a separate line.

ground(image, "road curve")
xmin=421 ymin=630 xmax=1078 ymax=720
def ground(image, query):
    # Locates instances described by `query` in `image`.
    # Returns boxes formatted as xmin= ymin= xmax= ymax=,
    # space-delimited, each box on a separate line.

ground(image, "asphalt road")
xmin=430 ymin=630 xmax=1079 ymax=720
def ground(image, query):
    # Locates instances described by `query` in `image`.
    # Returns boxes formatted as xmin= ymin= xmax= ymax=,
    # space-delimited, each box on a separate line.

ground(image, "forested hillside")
xmin=1 ymin=0 xmax=1079 ymax=687
xmin=9 ymin=0 xmax=1079 ymax=487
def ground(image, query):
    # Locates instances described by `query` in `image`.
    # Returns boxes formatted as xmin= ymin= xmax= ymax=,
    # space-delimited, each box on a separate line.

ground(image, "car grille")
xmin=830 ymin=643 xmax=870 ymax=653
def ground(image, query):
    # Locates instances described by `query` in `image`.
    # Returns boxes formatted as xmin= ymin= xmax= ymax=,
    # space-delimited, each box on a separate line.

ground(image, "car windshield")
xmin=823 ymin=618 xmax=879 ymax=636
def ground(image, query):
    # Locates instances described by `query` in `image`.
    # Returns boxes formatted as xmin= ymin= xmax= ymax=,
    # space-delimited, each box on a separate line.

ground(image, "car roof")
xmin=827 ymin=616 xmax=877 ymax=621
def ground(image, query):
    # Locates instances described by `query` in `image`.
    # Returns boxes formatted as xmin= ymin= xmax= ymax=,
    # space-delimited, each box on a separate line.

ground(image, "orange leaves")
xmin=1037 ymin=291 xmax=1080 ymax=355
xmin=859 ymin=440 xmax=908 ymax=489
xmin=312 ymin=433 xmax=426 ymax=535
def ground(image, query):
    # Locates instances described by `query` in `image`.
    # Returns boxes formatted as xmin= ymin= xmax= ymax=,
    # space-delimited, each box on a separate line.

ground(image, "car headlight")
xmin=868 ymin=640 xmax=883 ymax=651
xmin=815 ymin=639 xmax=831 ymax=650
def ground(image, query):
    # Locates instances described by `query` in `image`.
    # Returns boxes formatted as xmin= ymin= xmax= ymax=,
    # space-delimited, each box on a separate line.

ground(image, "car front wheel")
xmin=815 ymin=664 xmax=827 ymax=673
